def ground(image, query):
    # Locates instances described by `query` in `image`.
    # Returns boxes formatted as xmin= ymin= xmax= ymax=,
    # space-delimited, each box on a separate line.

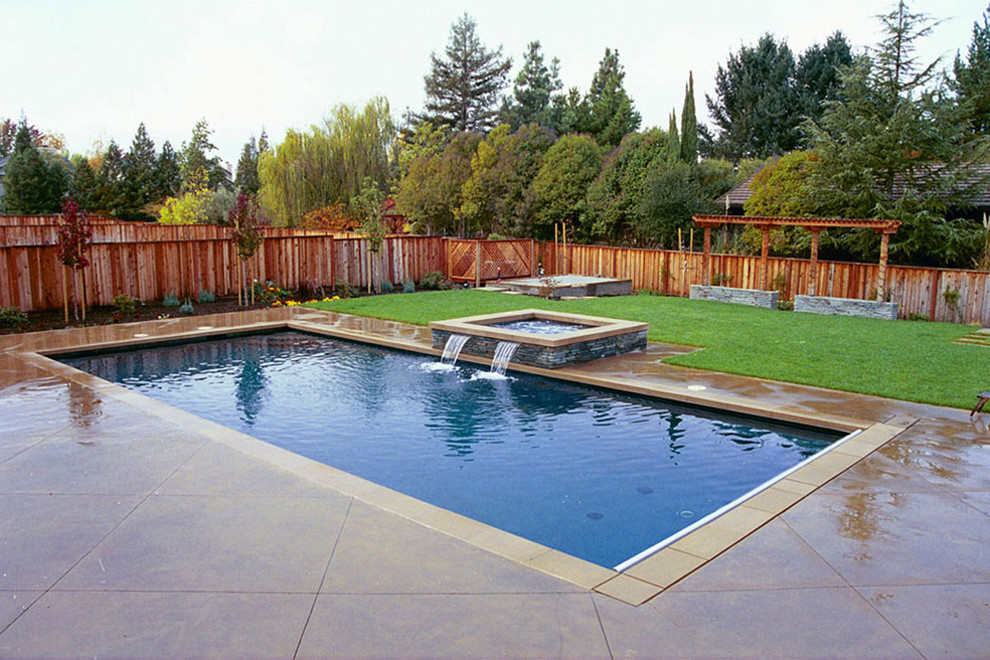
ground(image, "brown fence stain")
xmin=1 ymin=218 xmax=988 ymax=325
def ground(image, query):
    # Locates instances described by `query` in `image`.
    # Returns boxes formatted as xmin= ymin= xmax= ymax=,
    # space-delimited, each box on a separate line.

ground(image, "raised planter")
xmin=690 ymin=285 xmax=778 ymax=309
xmin=794 ymin=295 xmax=898 ymax=320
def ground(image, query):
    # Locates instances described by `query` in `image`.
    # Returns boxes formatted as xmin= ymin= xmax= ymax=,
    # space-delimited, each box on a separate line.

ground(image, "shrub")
xmin=333 ymin=280 xmax=359 ymax=299
xmin=380 ymin=280 xmax=394 ymax=293
xmin=163 ymin=293 xmax=180 ymax=307
xmin=402 ymin=278 xmax=416 ymax=293
xmin=197 ymin=289 xmax=216 ymax=303
xmin=0 ymin=306 xmax=28 ymax=327
xmin=179 ymin=299 xmax=195 ymax=315
xmin=113 ymin=294 xmax=137 ymax=316
xmin=418 ymin=271 xmax=451 ymax=291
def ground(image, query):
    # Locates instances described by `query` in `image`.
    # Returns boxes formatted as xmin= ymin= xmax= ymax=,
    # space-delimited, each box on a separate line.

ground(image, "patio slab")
xmin=1 ymin=307 xmax=988 ymax=657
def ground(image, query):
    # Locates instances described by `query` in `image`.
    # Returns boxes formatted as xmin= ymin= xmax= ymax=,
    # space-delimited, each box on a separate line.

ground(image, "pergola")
xmin=692 ymin=215 xmax=902 ymax=301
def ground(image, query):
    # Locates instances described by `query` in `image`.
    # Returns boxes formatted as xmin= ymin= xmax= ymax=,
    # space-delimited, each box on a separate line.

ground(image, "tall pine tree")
xmin=680 ymin=72 xmax=698 ymax=163
xmin=235 ymin=136 xmax=260 ymax=195
xmin=418 ymin=14 xmax=512 ymax=132
xmin=123 ymin=122 xmax=159 ymax=220
xmin=501 ymin=41 xmax=564 ymax=132
xmin=156 ymin=141 xmax=182 ymax=199
xmin=583 ymin=48 xmax=641 ymax=149
xmin=952 ymin=4 xmax=990 ymax=134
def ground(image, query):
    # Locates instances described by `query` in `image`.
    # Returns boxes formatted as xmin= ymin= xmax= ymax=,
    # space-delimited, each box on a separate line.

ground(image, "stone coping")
xmin=12 ymin=308 xmax=911 ymax=605
xmin=428 ymin=309 xmax=648 ymax=348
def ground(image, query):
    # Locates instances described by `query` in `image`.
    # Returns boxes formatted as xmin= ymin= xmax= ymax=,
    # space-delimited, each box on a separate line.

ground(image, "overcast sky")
xmin=2 ymin=0 xmax=986 ymax=166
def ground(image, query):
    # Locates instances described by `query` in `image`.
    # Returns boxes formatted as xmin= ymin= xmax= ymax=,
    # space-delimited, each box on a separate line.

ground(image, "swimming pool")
xmin=62 ymin=331 xmax=840 ymax=568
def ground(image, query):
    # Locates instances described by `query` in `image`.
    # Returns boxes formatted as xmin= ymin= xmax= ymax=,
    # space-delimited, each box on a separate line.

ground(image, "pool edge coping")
xmin=19 ymin=310 xmax=914 ymax=606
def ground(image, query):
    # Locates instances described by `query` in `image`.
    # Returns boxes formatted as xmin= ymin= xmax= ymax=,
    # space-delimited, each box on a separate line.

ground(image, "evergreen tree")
xmin=96 ymin=141 xmax=127 ymax=216
xmin=583 ymin=48 xmax=641 ymax=149
xmin=666 ymin=111 xmax=680 ymax=162
xmin=181 ymin=119 xmax=228 ymax=191
xmin=0 ymin=119 xmax=67 ymax=214
xmin=705 ymin=34 xmax=799 ymax=159
xmin=679 ymin=72 xmax=698 ymax=163
xmin=952 ymin=4 xmax=990 ymax=133
xmin=806 ymin=0 xmax=990 ymax=267
xmin=156 ymin=141 xmax=182 ymax=198
xmin=235 ymin=136 xmax=260 ymax=195
xmin=0 ymin=118 xmax=17 ymax=158
xmin=795 ymin=32 xmax=854 ymax=122
xmin=257 ymin=129 xmax=269 ymax=155
xmin=70 ymin=156 xmax=99 ymax=212
xmin=418 ymin=14 xmax=512 ymax=132
xmin=122 ymin=122 xmax=159 ymax=220
xmin=555 ymin=87 xmax=589 ymax=136
xmin=501 ymin=41 xmax=564 ymax=131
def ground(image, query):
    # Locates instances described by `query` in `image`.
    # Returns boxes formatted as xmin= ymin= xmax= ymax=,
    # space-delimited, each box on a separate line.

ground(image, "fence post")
xmin=475 ymin=240 xmax=481 ymax=288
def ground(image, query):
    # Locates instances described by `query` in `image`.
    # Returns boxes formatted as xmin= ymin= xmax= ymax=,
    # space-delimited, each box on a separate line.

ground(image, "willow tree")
xmin=258 ymin=97 xmax=395 ymax=226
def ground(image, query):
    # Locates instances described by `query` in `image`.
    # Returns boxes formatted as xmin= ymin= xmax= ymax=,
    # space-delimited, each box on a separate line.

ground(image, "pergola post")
xmin=877 ymin=232 xmax=891 ymax=302
xmin=702 ymin=226 xmax=712 ymax=286
xmin=760 ymin=227 xmax=770 ymax=290
xmin=808 ymin=229 xmax=820 ymax=296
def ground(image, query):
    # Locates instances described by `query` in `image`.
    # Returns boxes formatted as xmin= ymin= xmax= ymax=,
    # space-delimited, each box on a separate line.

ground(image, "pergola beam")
xmin=692 ymin=215 xmax=902 ymax=298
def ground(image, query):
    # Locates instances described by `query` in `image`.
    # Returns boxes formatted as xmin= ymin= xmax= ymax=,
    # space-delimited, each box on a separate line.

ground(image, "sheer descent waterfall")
xmin=490 ymin=341 xmax=520 ymax=376
xmin=440 ymin=334 xmax=470 ymax=366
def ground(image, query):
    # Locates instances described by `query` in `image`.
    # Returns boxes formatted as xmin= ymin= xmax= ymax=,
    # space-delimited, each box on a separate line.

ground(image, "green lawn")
xmin=307 ymin=290 xmax=985 ymax=410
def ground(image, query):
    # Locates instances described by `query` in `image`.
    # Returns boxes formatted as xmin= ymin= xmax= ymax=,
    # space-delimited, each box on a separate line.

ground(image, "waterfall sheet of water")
xmin=490 ymin=341 xmax=520 ymax=376
xmin=440 ymin=334 xmax=470 ymax=366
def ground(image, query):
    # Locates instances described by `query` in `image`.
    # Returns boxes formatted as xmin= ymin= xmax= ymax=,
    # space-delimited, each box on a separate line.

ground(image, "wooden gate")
xmin=447 ymin=239 xmax=534 ymax=283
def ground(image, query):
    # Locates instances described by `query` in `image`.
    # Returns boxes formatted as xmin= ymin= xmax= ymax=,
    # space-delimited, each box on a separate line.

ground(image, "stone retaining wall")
xmin=690 ymin=285 xmax=778 ymax=309
xmin=794 ymin=295 xmax=898 ymax=320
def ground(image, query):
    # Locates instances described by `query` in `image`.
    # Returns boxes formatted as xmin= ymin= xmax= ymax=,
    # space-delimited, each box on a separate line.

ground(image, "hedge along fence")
xmin=0 ymin=226 xmax=446 ymax=312
xmin=535 ymin=242 xmax=990 ymax=325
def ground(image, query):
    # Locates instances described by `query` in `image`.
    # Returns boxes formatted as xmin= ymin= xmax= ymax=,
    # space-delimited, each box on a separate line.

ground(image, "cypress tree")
xmin=680 ymin=72 xmax=698 ymax=163
xmin=667 ymin=111 xmax=680 ymax=162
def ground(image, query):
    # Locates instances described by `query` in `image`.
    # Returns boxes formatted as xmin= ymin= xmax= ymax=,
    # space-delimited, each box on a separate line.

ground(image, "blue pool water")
xmin=63 ymin=331 xmax=838 ymax=568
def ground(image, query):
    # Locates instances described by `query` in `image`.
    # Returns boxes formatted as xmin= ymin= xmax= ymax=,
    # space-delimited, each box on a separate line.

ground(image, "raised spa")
xmin=429 ymin=309 xmax=648 ymax=369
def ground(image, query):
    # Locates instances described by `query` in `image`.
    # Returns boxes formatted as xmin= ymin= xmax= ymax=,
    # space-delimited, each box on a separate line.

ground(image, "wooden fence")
xmin=2 ymin=215 xmax=989 ymax=324
xmin=0 ymin=219 xmax=445 ymax=311
xmin=534 ymin=242 xmax=990 ymax=325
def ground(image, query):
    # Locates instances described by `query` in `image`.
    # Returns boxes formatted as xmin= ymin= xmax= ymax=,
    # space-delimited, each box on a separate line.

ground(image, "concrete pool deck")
xmin=1 ymin=307 xmax=988 ymax=657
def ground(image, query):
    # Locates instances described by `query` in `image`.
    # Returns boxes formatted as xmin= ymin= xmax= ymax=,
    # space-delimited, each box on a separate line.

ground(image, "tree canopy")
xmin=805 ymin=0 xmax=990 ymax=267
xmin=417 ymin=14 xmax=512 ymax=133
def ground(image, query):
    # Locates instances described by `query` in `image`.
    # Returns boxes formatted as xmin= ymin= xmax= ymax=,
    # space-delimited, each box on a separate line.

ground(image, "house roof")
xmin=714 ymin=157 xmax=990 ymax=213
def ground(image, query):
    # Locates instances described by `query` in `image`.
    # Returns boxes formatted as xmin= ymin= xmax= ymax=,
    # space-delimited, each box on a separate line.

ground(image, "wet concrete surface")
xmin=0 ymin=307 xmax=987 ymax=658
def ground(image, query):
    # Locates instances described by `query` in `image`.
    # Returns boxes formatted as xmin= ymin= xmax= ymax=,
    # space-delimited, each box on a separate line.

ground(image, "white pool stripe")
xmin=613 ymin=428 xmax=863 ymax=572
